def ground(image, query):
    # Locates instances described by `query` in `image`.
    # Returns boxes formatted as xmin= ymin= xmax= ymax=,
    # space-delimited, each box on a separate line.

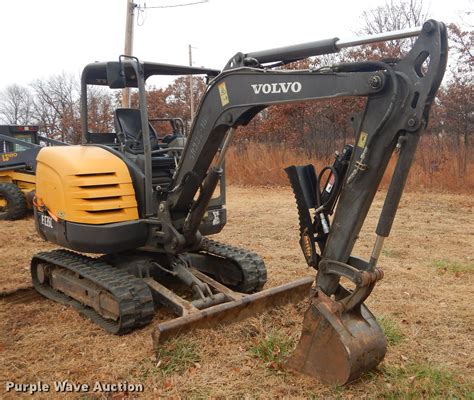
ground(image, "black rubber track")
xmin=0 ymin=183 xmax=27 ymax=220
xmin=31 ymin=249 xmax=155 ymax=335
xmin=199 ymin=239 xmax=267 ymax=293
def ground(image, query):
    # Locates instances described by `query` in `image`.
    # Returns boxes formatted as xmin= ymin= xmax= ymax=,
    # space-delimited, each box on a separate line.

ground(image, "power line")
xmin=140 ymin=0 xmax=209 ymax=10
xmin=135 ymin=0 xmax=209 ymax=27
xmin=136 ymin=1 xmax=147 ymax=26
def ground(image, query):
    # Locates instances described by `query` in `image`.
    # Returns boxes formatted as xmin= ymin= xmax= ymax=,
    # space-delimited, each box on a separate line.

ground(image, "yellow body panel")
xmin=0 ymin=170 xmax=36 ymax=199
xmin=36 ymin=146 xmax=139 ymax=224
xmin=0 ymin=170 xmax=36 ymax=184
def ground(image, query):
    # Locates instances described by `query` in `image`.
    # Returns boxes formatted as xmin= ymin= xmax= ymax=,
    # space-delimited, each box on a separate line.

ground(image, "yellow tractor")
xmin=0 ymin=125 xmax=66 ymax=220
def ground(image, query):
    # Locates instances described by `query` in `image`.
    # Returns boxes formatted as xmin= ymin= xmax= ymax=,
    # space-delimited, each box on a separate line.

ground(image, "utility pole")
xmin=122 ymin=0 xmax=136 ymax=108
xmin=121 ymin=1 xmax=208 ymax=111
xmin=188 ymin=44 xmax=194 ymax=121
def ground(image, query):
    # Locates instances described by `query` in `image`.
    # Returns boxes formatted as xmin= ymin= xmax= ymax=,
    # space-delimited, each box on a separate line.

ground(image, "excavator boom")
xmin=163 ymin=20 xmax=447 ymax=383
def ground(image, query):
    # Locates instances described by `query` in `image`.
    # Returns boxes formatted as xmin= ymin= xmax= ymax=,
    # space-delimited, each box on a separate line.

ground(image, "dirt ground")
xmin=1 ymin=187 xmax=473 ymax=399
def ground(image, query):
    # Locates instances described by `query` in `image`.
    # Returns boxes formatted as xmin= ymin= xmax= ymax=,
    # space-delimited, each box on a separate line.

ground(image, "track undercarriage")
xmin=31 ymin=240 xmax=311 ymax=339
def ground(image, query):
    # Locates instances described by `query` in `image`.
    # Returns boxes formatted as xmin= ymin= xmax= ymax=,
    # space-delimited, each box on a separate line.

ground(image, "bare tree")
xmin=87 ymin=86 xmax=116 ymax=134
xmin=360 ymin=0 xmax=429 ymax=34
xmin=438 ymin=23 xmax=474 ymax=176
xmin=31 ymin=73 xmax=81 ymax=143
xmin=356 ymin=0 xmax=429 ymax=57
xmin=0 ymin=84 xmax=35 ymax=124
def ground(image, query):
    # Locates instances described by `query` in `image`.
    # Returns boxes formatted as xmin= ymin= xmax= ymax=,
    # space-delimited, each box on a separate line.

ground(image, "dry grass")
xmin=0 ymin=187 xmax=473 ymax=398
xmin=226 ymin=142 xmax=474 ymax=192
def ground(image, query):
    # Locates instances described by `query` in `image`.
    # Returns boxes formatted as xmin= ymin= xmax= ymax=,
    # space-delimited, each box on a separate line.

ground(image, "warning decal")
xmin=218 ymin=82 xmax=230 ymax=106
xmin=358 ymin=131 xmax=368 ymax=148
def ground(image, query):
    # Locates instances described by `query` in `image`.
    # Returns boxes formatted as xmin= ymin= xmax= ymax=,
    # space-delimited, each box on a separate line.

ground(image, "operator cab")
xmin=0 ymin=125 xmax=44 ymax=173
xmin=79 ymin=59 xmax=225 ymax=234
xmin=0 ymin=125 xmax=40 ymax=153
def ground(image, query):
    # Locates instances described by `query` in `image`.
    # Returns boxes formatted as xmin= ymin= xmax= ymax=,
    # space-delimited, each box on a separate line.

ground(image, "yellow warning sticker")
xmin=218 ymin=82 xmax=229 ymax=106
xmin=358 ymin=131 xmax=368 ymax=148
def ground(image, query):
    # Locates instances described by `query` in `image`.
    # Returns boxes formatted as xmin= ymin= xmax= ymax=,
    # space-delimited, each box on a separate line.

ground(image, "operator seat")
xmin=114 ymin=108 xmax=176 ymax=195
xmin=114 ymin=108 xmax=160 ymax=152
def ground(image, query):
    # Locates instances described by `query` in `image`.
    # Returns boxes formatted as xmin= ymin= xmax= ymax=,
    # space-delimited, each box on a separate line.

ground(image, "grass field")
xmin=1 ymin=187 xmax=473 ymax=399
xmin=226 ymin=143 xmax=474 ymax=192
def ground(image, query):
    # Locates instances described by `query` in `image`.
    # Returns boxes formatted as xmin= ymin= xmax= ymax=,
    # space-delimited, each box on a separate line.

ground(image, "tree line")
xmin=1 ymin=1 xmax=472 ymax=175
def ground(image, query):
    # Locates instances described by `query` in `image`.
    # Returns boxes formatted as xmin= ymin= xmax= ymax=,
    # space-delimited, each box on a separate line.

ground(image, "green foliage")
xmin=380 ymin=363 xmax=473 ymax=399
xmin=433 ymin=259 xmax=474 ymax=274
xmin=249 ymin=330 xmax=295 ymax=367
xmin=180 ymin=387 xmax=212 ymax=399
xmin=382 ymin=248 xmax=403 ymax=258
xmin=154 ymin=338 xmax=201 ymax=376
xmin=377 ymin=315 xmax=404 ymax=346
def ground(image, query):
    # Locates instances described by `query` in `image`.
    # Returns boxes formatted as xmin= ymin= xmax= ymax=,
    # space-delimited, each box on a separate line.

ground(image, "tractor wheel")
xmin=0 ymin=183 xmax=27 ymax=220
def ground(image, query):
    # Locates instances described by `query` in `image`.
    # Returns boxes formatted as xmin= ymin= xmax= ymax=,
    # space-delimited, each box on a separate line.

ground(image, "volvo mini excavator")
xmin=30 ymin=20 xmax=447 ymax=384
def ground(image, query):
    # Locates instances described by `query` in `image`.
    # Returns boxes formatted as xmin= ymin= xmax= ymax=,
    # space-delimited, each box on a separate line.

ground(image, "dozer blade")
xmin=287 ymin=289 xmax=387 ymax=385
xmin=152 ymin=276 xmax=314 ymax=346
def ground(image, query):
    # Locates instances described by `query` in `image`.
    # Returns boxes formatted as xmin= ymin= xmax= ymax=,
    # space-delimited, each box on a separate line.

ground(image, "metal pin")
xmin=369 ymin=235 xmax=385 ymax=269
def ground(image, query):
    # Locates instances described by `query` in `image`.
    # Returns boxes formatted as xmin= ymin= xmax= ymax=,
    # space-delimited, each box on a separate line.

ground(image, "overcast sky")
xmin=0 ymin=0 xmax=471 ymax=91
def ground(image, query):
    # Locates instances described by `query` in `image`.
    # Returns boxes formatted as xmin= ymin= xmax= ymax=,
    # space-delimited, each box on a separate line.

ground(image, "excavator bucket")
xmin=287 ymin=289 xmax=387 ymax=385
xmin=152 ymin=275 xmax=314 ymax=346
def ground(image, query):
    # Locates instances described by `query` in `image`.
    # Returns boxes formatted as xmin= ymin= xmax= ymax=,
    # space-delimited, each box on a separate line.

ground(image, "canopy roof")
xmin=82 ymin=61 xmax=221 ymax=87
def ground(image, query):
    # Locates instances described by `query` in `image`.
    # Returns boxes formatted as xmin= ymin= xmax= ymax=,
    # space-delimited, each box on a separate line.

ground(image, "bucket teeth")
xmin=286 ymin=289 xmax=387 ymax=385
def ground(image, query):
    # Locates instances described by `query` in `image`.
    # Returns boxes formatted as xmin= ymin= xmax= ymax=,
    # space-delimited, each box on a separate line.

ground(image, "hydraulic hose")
xmin=336 ymin=61 xmax=399 ymax=184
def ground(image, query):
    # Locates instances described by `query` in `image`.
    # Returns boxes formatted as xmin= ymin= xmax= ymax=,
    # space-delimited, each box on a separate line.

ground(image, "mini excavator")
xmin=30 ymin=20 xmax=447 ymax=384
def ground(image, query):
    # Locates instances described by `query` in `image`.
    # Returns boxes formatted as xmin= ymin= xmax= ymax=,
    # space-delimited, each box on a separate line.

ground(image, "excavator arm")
xmin=168 ymin=20 xmax=447 ymax=253
xmin=169 ymin=69 xmax=383 ymax=211
xmin=163 ymin=21 xmax=447 ymax=384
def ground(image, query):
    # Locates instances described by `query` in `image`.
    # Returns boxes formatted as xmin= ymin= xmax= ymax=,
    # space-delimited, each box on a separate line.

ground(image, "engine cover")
xmin=35 ymin=145 xmax=138 ymax=224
